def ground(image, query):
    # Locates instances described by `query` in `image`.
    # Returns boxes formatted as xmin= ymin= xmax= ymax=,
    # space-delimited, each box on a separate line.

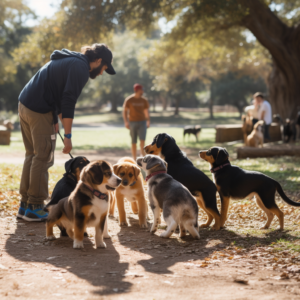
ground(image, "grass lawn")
xmin=74 ymin=108 xmax=241 ymax=126
xmin=1 ymin=124 xmax=300 ymax=256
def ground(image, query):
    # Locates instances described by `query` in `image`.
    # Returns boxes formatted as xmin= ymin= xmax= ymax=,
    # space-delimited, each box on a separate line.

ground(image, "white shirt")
xmin=258 ymin=100 xmax=272 ymax=125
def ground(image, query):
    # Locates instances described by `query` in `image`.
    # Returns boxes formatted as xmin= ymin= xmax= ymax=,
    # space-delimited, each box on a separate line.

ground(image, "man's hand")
xmin=147 ymin=120 xmax=150 ymax=128
xmin=125 ymin=121 xmax=130 ymax=129
xmin=54 ymin=123 xmax=59 ymax=133
xmin=63 ymin=138 xmax=72 ymax=154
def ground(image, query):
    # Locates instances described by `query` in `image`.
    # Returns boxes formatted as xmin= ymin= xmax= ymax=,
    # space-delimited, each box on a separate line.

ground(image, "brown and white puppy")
xmin=246 ymin=120 xmax=264 ymax=147
xmin=242 ymin=114 xmax=253 ymax=145
xmin=46 ymin=160 xmax=121 ymax=249
xmin=113 ymin=157 xmax=148 ymax=228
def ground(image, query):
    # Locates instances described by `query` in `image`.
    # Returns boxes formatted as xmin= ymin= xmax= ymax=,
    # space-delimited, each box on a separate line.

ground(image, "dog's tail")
xmin=276 ymin=182 xmax=300 ymax=206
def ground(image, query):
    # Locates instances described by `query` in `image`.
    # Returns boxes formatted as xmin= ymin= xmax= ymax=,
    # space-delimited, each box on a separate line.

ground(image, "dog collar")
xmin=210 ymin=163 xmax=231 ymax=173
xmin=129 ymin=181 xmax=136 ymax=186
xmin=81 ymin=182 xmax=108 ymax=200
xmin=145 ymin=171 xmax=167 ymax=182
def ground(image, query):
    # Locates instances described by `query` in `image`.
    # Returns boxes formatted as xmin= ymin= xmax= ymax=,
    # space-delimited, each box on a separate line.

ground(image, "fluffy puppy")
xmin=113 ymin=157 xmax=148 ymax=228
xmin=46 ymin=160 xmax=121 ymax=249
xmin=246 ymin=120 xmax=264 ymax=147
xmin=199 ymin=147 xmax=300 ymax=230
xmin=44 ymin=156 xmax=90 ymax=236
xmin=137 ymin=155 xmax=200 ymax=239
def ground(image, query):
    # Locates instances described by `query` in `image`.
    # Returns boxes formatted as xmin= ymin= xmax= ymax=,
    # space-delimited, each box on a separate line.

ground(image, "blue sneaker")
xmin=23 ymin=204 xmax=48 ymax=222
xmin=17 ymin=202 xmax=28 ymax=219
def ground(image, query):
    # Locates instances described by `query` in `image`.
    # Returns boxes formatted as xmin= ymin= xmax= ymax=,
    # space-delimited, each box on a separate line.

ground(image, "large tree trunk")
xmin=209 ymin=98 xmax=214 ymax=120
xmin=242 ymin=0 xmax=300 ymax=119
xmin=110 ymin=98 xmax=118 ymax=113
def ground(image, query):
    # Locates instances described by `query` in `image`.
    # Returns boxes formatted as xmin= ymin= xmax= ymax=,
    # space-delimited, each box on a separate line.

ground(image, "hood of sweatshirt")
xmin=50 ymin=49 xmax=90 ymax=70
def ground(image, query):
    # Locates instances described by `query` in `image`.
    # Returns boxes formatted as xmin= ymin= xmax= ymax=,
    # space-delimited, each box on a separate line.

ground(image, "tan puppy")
xmin=246 ymin=120 xmax=264 ymax=147
xmin=113 ymin=157 xmax=148 ymax=228
xmin=242 ymin=114 xmax=253 ymax=145
xmin=46 ymin=160 xmax=121 ymax=249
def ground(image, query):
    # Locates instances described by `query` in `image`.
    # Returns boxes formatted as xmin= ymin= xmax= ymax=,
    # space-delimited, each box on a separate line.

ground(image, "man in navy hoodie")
xmin=17 ymin=43 xmax=116 ymax=221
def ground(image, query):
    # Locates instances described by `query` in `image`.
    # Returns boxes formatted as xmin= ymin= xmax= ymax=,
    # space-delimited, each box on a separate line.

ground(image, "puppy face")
xmin=144 ymin=133 xmax=169 ymax=157
xmin=81 ymin=160 xmax=121 ymax=192
xmin=137 ymin=155 xmax=167 ymax=172
xmin=113 ymin=162 xmax=140 ymax=187
xmin=199 ymin=147 xmax=229 ymax=165
xmin=65 ymin=156 xmax=90 ymax=181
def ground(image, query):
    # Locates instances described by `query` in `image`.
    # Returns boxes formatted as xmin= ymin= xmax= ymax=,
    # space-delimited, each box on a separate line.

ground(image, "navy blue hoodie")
xmin=19 ymin=49 xmax=90 ymax=123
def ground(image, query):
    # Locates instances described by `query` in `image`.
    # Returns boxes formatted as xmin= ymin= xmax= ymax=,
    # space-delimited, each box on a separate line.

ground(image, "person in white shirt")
xmin=254 ymin=92 xmax=272 ymax=142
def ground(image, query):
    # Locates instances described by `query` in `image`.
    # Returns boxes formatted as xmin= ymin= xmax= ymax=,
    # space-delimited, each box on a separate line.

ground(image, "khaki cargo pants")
xmin=18 ymin=102 xmax=56 ymax=205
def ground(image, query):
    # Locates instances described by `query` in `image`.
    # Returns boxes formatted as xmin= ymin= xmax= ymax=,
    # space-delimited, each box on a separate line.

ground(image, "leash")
xmin=57 ymin=131 xmax=74 ymax=159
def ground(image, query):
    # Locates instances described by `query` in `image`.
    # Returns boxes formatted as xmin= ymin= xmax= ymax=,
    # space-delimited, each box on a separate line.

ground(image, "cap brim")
xmin=105 ymin=63 xmax=116 ymax=75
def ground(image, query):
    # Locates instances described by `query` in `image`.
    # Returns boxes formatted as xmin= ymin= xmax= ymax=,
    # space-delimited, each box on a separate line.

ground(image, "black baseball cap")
xmin=100 ymin=46 xmax=116 ymax=75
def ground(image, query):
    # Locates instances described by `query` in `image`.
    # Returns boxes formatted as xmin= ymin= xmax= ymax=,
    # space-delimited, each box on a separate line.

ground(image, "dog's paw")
xmin=104 ymin=233 xmax=112 ymax=239
xmin=211 ymin=224 xmax=220 ymax=231
xmin=120 ymin=222 xmax=128 ymax=227
xmin=140 ymin=223 xmax=148 ymax=229
xmin=73 ymin=240 xmax=84 ymax=249
xmin=179 ymin=230 xmax=187 ymax=238
xmin=260 ymin=225 xmax=269 ymax=230
xmin=108 ymin=214 xmax=115 ymax=219
xmin=46 ymin=235 xmax=56 ymax=241
xmin=96 ymin=241 xmax=107 ymax=248
xmin=159 ymin=232 xmax=170 ymax=238
xmin=199 ymin=223 xmax=209 ymax=228
xmin=150 ymin=229 xmax=157 ymax=234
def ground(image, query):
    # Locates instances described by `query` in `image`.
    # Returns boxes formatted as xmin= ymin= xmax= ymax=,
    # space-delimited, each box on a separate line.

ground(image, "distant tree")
xmin=211 ymin=72 xmax=267 ymax=116
xmin=0 ymin=0 xmax=33 ymax=111
xmin=37 ymin=0 xmax=300 ymax=119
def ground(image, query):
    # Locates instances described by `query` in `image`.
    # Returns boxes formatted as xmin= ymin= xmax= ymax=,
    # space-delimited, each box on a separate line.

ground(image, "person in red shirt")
xmin=123 ymin=84 xmax=150 ymax=160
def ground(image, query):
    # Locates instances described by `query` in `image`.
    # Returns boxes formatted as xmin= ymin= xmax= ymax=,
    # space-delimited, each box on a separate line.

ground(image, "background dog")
xmin=241 ymin=115 xmax=253 ymax=144
xmin=44 ymin=156 xmax=90 ymax=236
xmin=137 ymin=155 xmax=200 ymax=239
xmin=183 ymin=125 xmax=201 ymax=142
xmin=113 ymin=157 xmax=148 ymax=228
xmin=199 ymin=146 xmax=300 ymax=230
xmin=246 ymin=120 xmax=264 ymax=147
xmin=283 ymin=118 xmax=296 ymax=143
xmin=46 ymin=160 xmax=121 ymax=249
xmin=144 ymin=133 xmax=221 ymax=230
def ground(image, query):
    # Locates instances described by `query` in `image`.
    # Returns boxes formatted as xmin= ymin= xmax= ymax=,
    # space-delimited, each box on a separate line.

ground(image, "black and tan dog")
xmin=46 ymin=160 xmax=121 ymax=249
xmin=183 ymin=125 xmax=201 ymax=142
xmin=44 ymin=156 xmax=90 ymax=236
xmin=145 ymin=133 xmax=221 ymax=230
xmin=199 ymin=146 xmax=300 ymax=230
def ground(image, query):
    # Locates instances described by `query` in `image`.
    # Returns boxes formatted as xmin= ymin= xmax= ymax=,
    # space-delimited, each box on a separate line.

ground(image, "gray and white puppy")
xmin=137 ymin=155 xmax=200 ymax=239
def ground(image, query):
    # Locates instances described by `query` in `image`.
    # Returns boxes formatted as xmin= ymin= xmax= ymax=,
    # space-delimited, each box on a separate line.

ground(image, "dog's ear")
xmin=215 ymin=148 xmax=229 ymax=165
xmin=136 ymin=157 xmax=143 ymax=167
xmin=65 ymin=158 xmax=75 ymax=173
xmin=90 ymin=163 xmax=104 ymax=185
xmin=146 ymin=157 xmax=160 ymax=170
xmin=113 ymin=164 xmax=122 ymax=175
xmin=156 ymin=133 xmax=168 ymax=148
xmin=132 ymin=165 xmax=141 ymax=180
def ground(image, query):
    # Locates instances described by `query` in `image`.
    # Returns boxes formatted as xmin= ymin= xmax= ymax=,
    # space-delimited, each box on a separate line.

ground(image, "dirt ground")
xmin=1 ymin=206 xmax=300 ymax=300
xmin=1 ymin=150 xmax=300 ymax=299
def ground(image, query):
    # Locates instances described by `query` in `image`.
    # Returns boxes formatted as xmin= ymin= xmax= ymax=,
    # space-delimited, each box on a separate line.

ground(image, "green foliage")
xmin=0 ymin=0 xmax=34 ymax=111
xmin=211 ymin=72 xmax=267 ymax=113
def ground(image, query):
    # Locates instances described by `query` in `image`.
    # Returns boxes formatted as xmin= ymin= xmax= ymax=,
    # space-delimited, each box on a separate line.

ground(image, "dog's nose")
xmin=122 ymin=179 xmax=128 ymax=186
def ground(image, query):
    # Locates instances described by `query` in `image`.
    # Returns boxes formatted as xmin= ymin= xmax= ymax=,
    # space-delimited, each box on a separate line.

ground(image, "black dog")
xmin=183 ymin=125 xmax=201 ymax=142
xmin=283 ymin=119 xmax=296 ymax=143
xmin=145 ymin=133 xmax=221 ymax=230
xmin=45 ymin=156 xmax=90 ymax=236
xmin=199 ymin=146 xmax=300 ymax=230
